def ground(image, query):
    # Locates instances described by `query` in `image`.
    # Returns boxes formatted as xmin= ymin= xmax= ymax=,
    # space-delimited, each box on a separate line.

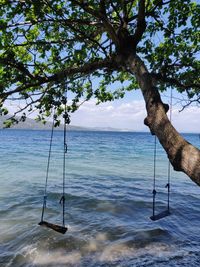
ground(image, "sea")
xmin=0 ymin=129 xmax=200 ymax=267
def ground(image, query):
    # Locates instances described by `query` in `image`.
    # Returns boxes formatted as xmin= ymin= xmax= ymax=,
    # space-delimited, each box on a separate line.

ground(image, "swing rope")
xmin=152 ymin=135 xmax=157 ymax=218
xmin=41 ymin=109 xmax=55 ymax=222
xmin=151 ymin=88 xmax=173 ymax=221
xmin=166 ymin=87 xmax=173 ymax=212
xmin=60 ymin=96 xmax=70 ymax=227
xmin=39 ymin=95 xmax=70 ymax=234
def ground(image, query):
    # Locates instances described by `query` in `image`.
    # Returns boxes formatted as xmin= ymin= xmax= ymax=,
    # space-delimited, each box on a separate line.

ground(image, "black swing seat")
xmin=150 ymin=209 xmax=170 ymax=221
xmin=39 ymin=221 xmax=68 ymax=234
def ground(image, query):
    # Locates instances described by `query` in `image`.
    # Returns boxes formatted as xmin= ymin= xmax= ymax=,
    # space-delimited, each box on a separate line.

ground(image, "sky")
xmin=5 ymin=89 xmax=200 ymax=133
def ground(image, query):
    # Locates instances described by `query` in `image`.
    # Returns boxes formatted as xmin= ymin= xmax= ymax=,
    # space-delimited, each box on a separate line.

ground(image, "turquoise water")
xmin=0 ymin=129 xmax=200 ymax=267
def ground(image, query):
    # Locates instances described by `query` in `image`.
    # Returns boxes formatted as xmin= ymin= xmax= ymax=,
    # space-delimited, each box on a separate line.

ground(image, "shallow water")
xmin=0 ymin=129 xmax=200 ymax=266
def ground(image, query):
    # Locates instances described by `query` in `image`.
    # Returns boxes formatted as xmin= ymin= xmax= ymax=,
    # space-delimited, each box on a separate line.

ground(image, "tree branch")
xmin=72 ymin=0 xmax=120 ymax=47
xmin=49 ymin=57 xmax=118 ymax=82
xmin=133 ymin=0 xmax=146 ymax=46
xmin=3 ymin=19 xmax=102 ymax=29
xmin=0 ymin=57 xmax=34 ymax=79
xmin=109 ymin=0 xmax=123 ymax=24
xmin=150 ymin=0 xmax=171 ymax=14
xmin=0 ymin=57 xmax=118 ymax=99
xmin=179 ymin=96 xmax=200 ymax=111
xmin=151 ymin=73 xmax=200 ymax=90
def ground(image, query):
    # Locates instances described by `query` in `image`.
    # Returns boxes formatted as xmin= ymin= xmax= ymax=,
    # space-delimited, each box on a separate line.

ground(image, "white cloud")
xmin=172 ymin=106 xmax=200 ymax=133
xmin=71 ymin=99 xmax=147 ymax=131
xmin=71 ymin=99 xmax=200 ymax=133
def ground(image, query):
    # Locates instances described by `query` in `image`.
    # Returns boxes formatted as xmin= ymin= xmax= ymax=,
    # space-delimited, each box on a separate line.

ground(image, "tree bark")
xmin=126 ymin=54 xmax=200 ymax=185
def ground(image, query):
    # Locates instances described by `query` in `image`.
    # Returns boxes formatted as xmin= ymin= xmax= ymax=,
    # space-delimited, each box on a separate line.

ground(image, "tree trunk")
xmin=126 ymin=54 xmax=200 ymax=185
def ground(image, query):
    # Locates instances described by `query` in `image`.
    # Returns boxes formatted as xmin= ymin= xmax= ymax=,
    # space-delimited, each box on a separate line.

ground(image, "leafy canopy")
xmin=0 ymin=0 xmax=199 ymax=126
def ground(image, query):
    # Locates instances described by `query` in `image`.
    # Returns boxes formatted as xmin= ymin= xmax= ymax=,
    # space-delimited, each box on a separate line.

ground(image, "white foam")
xmin=32 ymin=250 xmax=81 ymax=265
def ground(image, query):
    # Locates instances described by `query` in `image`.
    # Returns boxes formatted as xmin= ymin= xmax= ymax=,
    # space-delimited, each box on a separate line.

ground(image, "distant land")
xmin=0 ymin=115 xmax=128 ymax=132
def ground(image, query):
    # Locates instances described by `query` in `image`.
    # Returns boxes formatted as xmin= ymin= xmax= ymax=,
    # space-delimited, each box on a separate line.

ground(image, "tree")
xmin=0 ymin=0 xmax=200 ymax=183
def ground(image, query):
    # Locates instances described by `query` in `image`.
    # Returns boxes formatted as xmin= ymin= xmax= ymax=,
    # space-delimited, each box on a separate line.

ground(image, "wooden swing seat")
xmin=39 ymin=221 xmax=68 ymax=234
xmin=150 ymin=209 xmax=170 ymax=221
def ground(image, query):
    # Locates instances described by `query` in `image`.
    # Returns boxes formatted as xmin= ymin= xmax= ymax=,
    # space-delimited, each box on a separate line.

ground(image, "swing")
xmin=150 ymin=135 xmax=171 ymax=221
xmin=150 ymin=89 xmax=173 ymax=221
xmin=38 ymin=97 xmax=70 ymax=234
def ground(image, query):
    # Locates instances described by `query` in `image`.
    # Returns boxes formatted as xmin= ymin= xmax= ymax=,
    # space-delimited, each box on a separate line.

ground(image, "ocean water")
xmin=0 ymin=129 xmax=200 ymax=267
